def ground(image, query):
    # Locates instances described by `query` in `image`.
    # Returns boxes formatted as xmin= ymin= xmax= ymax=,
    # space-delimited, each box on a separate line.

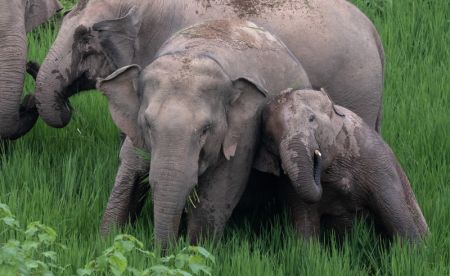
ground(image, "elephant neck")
xmin=135 ymin=0 xmax=185 ymax=65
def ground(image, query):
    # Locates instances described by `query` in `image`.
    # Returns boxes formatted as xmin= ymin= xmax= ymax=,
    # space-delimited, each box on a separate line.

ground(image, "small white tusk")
xmin=314 ymin=150 xmax=322 ymax=157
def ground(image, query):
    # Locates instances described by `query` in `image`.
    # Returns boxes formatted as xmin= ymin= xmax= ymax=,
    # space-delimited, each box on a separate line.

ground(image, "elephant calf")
xmin=255 ymin=89 xmax=429 ymax=242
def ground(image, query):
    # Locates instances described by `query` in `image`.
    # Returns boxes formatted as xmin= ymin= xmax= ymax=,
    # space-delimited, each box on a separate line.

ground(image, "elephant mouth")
xmin=313 ymin=149 xmax=322 ymax=186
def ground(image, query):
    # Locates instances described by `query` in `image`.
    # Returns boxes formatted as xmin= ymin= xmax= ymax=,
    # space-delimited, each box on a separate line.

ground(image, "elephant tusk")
xmin=314 ymin=150 xmax=322 ymax=157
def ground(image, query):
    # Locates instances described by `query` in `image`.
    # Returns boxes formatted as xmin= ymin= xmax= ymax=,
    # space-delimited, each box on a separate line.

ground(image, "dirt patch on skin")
xmin=196 ymin=0 xmax=314 ymax=17
xmin=179 ymin=20 xmax=282 ymax=51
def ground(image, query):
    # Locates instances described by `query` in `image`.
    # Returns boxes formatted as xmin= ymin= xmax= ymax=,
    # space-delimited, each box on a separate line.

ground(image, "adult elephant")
xmin=0 ymin=0 xmax=62 ymax=140
xmin=35 ymin=0 xmax=384 ymax=132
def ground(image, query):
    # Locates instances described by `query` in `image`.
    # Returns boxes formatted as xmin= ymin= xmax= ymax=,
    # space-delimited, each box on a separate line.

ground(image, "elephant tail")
xmin=371 ymin=24 xmax=385 ymax=133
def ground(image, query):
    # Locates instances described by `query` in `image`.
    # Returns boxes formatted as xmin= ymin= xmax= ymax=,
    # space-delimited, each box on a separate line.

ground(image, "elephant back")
xmin=155 ymin=19 xmax=311 ymax=96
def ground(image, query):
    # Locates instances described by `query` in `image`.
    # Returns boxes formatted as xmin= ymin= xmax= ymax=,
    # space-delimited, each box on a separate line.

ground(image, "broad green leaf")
xmin=42 ymin=251 xmax=57 ymax=261
xmin=161 ymin=254 xmax=175 ymax=264
xmin=174 ymin=269 xmax=193 ymax=276
xmin=0 ymin=203 xmax=13 ymax=216
xmin=2 ymin=217 xmax=20 ymax=229
xmin=150 ymin=264 xmax=172 ymax=274
xmin=175 ymin=253 xmax=189 ymax=269
xmin=194 ymin=247 xmax=215 ymax=264
xmin=22 ymin=241 xmax=39 ymax=252
xmin=108 ymin=251 xmax=127 ymax=273
xmin=188 ymin=263 xmax=211 ymax=276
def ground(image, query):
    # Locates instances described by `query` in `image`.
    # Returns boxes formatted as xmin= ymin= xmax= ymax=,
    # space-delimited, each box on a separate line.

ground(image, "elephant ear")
xmin=222 ymin=79 xmax=266 ymax=160
xmin=253 ymin=144 xmax=281 ymax=176
xmin=319 ymin=88 xmax=346 ymax=118
xmin=25 ymin=0 xmax=63 ymax=32
xmin=96 ymin=64 xmax=144 ymax=148
xmin=93 ymin=7 xmax=142 ymax=68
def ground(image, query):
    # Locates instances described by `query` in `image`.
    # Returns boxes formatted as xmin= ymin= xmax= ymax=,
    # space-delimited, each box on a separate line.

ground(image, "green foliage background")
xmin=1 ymin=0 xmax=449 ymax=274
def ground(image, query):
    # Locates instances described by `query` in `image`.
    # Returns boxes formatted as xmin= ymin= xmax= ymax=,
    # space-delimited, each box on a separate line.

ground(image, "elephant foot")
xmin=26 ymin=61 xmax=40 ymax=80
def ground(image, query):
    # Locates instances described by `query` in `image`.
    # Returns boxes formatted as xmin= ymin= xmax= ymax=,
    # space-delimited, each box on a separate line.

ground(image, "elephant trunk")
xmin=150 ymin=150 xmax=198 ymax=250
xmin=280 ymin=139 xmax=323 ymax=203
xmin=35 ymin=29 xmax=92 ymax=128
xmin=0 ymin=5 xmax=38 ymax=139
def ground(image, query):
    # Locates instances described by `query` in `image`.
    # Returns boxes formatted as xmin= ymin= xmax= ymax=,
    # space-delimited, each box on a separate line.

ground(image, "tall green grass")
xmin=1 ymin=0 xmax=450 ymax=274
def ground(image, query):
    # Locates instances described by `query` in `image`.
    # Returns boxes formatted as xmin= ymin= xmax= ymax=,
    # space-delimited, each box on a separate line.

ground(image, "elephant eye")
xmin=201 ymin=124 xmax=211 ymax=136
xmin=309 ymin=114 xmax=315 ymax=122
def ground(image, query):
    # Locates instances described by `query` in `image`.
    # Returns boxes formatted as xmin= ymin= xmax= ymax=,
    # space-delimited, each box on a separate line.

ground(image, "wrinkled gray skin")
xmin=255 ymin=89 xmax=429 ymax=242
xmin=35 ymin=0 xmax=384 ymax=131
xmin=0 ymin=0 xmax=62 ymax=140
xmin=97 ymin=20 xmax=312 ymax=249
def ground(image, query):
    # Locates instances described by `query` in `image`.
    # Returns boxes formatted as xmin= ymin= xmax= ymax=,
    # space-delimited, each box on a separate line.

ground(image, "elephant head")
xmin=0 ymin=0 xmax=62 ymax=139
xmin=34 ymin=0 xmax=142 ymax=128
xmin=97 ymin=20 xmax=311 ymax=247
xmin=255 ymin=89 xmax=345 ymax=203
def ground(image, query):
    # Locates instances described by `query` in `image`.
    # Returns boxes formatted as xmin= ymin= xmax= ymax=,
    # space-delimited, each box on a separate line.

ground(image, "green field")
xmin=1 ymin=0 xmax=449 ymax=275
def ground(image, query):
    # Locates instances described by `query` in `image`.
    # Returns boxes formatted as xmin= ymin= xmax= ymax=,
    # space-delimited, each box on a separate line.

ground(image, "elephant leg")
xmin=187 ymin=128 xmax=260 ymax=243
xmin=100 ymin=137 xmax=149 ymax=234
xmin=320 ymin=213 xmax=355 ymax=239
xmin=369 ymin=175 xmax=428 ymax=242
xmin=187 ymin=156 xmax=254 ymax=243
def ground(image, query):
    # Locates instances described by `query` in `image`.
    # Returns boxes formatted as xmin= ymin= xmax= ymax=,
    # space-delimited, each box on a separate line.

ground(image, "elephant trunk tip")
xmin=35 ymin=96 xmax=72 ymax=128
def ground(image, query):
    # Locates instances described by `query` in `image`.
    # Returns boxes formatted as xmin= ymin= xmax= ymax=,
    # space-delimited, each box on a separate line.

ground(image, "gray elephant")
xmin=97 ymin=19 xmax=312 ymax=248
xmin=254 ymin=89 xmax=429 ymax=242
xmin=35 ymin=0 xmax=384 ymax=133
xmin=0 ymin=0 xmax=62 ymax=140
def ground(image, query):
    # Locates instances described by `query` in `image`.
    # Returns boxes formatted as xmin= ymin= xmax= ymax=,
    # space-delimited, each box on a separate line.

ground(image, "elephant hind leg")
xmin=368 ymin=172 xmax=428 ymax=243
xmin=393 ymin=160 xmax=429 ymax=237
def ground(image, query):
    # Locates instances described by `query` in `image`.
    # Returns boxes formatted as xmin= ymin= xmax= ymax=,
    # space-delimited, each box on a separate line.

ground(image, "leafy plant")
xmin=152 ymin=246 xmax=215 ymax=276
xmin=77 ymin=234 xmax=215 ymax=276
xmin=77 ymin=234 xmax=154 ymax=276
xmin=0 ymin=203 xmax=66 ymax=275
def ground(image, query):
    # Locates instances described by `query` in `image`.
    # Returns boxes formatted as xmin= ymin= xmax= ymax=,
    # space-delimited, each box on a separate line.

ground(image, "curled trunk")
xmin=35 ymin=29 xmax=94 ymax=128
xmin=0 ymin=4 xmax=38 ymax=139
xmin=280 ymin=139 xmax=323 ymax=203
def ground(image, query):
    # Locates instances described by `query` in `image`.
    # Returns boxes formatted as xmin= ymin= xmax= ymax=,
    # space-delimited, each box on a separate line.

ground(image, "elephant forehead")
xmin=144 ymin=96 xmax=211 ymax=125
xmin=143 ymin=55 xmax=230 ymax=92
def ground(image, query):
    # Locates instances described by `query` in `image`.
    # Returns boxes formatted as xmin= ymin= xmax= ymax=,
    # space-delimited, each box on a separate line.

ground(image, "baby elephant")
xmin=254 ymin=89 xmax=428 ymax=242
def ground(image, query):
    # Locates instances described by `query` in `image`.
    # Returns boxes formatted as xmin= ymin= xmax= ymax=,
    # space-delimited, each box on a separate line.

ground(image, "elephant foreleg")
xmin=100 ymin=137 xmax=149 ymax=234
xmin=187 ymin=155 xmax=254 ymax=243
xmin=187 ymin=126 xmax=260 ymax=243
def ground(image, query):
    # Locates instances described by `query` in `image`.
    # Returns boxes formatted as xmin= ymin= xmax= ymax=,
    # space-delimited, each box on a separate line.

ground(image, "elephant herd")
xmin=0 ymin=0 xmax=428 ymax=249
